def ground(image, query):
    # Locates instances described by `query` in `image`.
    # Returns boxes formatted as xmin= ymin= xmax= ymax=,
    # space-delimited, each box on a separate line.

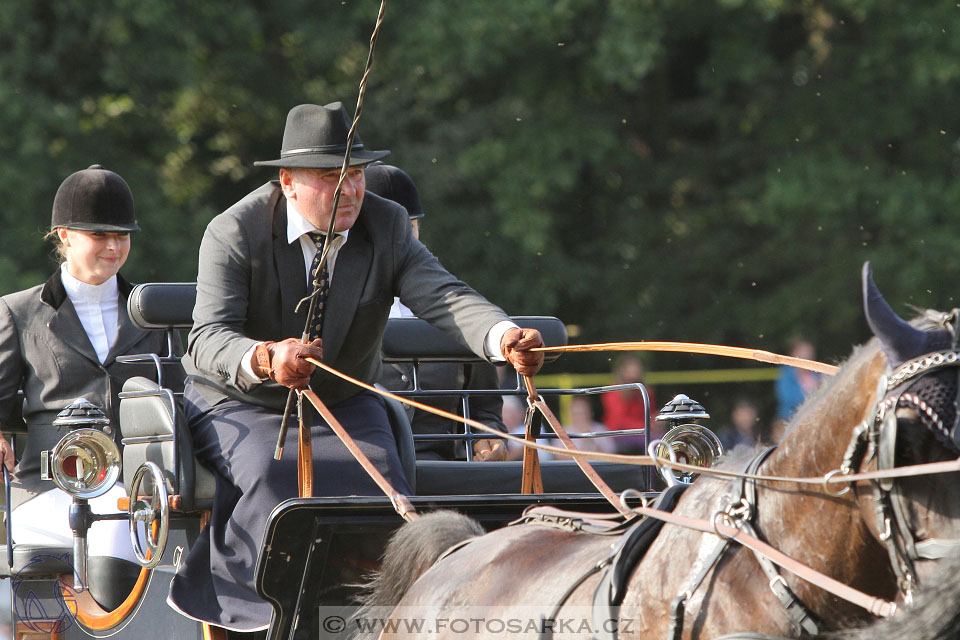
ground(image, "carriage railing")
xmin=388 ymin=380 xmax=651 ymax=453
xmin=386 ymin=358 xmax=655 ymax=484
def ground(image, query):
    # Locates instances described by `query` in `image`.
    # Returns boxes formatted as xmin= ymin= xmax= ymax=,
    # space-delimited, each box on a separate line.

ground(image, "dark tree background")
xmin=2 ymin=0 xmax=959 ymax=406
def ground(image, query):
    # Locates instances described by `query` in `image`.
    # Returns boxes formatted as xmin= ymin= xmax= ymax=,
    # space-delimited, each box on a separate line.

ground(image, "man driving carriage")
xmin=168 ymin=101 xmax=546 ymax=632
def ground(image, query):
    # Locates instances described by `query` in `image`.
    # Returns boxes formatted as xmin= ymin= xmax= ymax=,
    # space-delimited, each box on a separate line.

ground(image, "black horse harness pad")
xmin=591 ymin=484 xmax=689 ymax=640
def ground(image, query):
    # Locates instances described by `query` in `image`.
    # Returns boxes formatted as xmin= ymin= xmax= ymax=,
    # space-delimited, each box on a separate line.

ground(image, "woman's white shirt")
xmin=60 ymin=262 xmax=119 ymax=363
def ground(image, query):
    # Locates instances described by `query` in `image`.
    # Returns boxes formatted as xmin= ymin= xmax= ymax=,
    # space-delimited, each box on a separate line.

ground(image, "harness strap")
xmin=301 ymin=389 xmax=418 ymax=522
xmin=668 ymin=533 xmax=729 ymax=640
xmin=737 ymin=448 xmax=820 ymax=636
xmin=526 ymin=376 xmax=632 ymax=514
xmin=297 ymin=393 xmax=313 ymax=497
xmin=739 ymin=518 xmax=820 ymax=636
xmin=591 ymin=484 xmax=689 ymax=640
xmin=520 ymin=399 xmax=544 ymax=494
xmin=515 ymin=511 xmax=634 ymax=536
xmin=305 ymin=352 xmax=960 ymax=488
xmin=669 ymin=451 xmax=777 ymax=640
xmin=623 ymin=502 xmax=896 ymax=618
xmin=537 ymin=562 xmax=607 ymax=640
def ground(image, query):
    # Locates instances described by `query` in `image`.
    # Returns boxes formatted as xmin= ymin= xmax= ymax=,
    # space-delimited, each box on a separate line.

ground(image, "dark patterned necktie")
xmin=306 ymin=232 xmax=330 ymax=341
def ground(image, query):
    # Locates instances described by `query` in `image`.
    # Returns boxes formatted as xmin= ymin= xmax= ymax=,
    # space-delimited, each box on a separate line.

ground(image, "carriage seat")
xmin=122 ymin=283 xmax=215 ymax=511
xmin=120 ymin=376 xmax=216 ymax=511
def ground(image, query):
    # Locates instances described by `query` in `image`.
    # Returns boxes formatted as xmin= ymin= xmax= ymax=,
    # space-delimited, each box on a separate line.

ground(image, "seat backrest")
xmin=126 ymin=282 xmax=196 ymax=329
xmin=379 ymin=392 xmax=416 ymax=493
xmin=382 ymin=316 xmax=567 ymax=363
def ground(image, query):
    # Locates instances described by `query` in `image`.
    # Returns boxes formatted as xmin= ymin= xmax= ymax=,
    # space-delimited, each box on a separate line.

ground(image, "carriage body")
xmin=2 ymin=283 xmax=661 ymax=639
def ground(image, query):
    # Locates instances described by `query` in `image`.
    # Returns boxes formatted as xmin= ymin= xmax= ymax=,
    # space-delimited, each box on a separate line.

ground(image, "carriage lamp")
xmin=652 ymin=394 xmax=724 ymax=485
xmin=40 ymin=398 xmax=124 ymax=591
xmin=42 ymin=398 xmax=121 ymax=499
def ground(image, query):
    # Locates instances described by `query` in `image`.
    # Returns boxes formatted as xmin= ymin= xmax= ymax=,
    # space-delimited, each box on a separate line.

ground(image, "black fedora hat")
xmin=51 ymin=165 xmax=140 ymax=232
xmin=363 ymin=162 xmax=425 ymax=220
xmin=254 ymin=102 xmax=390 ymax=169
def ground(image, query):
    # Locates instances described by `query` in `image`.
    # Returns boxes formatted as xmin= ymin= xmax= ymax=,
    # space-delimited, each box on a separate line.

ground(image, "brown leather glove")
xmin=0 ymin=434 xmax=13 ymax=474
xmin=252 ymin=338 xmax=323 ymax=389
xmin=500 ymin=327 xmax=545 ymax=376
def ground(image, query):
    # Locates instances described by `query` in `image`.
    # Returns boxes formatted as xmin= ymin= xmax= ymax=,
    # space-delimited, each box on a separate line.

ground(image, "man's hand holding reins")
xmin=501 ymin=327 xmax=545 ymax=376
xmin=0 ymin=434 xmax=13 ymax=473
xmin=252 ymin=337 xmax=324 ymax=389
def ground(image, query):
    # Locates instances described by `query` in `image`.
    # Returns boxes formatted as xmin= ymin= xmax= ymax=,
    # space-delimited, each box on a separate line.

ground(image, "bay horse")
xmin=356 ymin=264 xmax=960 ymax=639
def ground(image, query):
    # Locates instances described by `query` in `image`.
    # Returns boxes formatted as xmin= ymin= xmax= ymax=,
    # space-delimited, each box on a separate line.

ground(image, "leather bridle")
xmin=840 ymin=320 xmax=960 ymax=602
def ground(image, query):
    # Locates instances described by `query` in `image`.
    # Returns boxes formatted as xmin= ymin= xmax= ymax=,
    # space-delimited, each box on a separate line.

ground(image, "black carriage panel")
xmin=257 ymin=494 xmax=658 ymax=640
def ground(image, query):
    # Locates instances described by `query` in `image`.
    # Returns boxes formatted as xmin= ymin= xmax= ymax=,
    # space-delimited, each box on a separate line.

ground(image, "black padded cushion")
xmin=0 ymin=544 xmax=73 ymax=577
xmin=382 ymin=316 xmax=567 ymax=363
xmin=126 ymin=282 xmax=196 ymax=330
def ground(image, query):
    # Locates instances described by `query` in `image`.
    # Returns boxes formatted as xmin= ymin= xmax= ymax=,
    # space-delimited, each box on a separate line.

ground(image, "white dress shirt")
xmin=60 ymin=263 xmax=119 ymax=363
xmin=286 ymin=200 xmax=349 ymax=284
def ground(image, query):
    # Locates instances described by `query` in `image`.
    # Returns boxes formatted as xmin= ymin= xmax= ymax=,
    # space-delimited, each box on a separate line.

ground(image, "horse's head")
xmin=860 ymin=262 xmax=960 ymax=596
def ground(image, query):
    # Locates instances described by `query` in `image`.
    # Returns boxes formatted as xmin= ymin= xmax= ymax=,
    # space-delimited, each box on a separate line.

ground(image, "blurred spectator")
xmin=504 ymin=395 xmax=554 ymax=461
xmin=775 ymin=337 xmax=821 ymax=422
xmin=601 ymin=354 xmax=657 ymax=453
xmin=721 ymin=397 xmax=760 ymax=451
xmin=559 ymin=396 xmax=616 ymax=454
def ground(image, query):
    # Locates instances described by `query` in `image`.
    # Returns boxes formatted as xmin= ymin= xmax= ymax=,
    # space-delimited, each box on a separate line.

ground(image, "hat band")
xmin=281 ymin=143 xmax=365 ymax=158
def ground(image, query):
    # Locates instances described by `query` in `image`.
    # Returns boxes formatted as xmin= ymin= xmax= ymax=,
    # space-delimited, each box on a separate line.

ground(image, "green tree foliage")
xmin=2 ymin=0 xmax=959 ymax=371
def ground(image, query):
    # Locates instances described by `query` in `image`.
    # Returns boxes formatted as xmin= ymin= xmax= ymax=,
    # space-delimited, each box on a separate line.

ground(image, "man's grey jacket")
xmin=184 ymin=181 xmax=510 ymax=410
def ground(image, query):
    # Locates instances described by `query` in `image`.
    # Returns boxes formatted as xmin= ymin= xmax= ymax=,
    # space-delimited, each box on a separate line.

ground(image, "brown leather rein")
xmin=532 ymin=341 xmax=839 ymax=375
xmin=299 ymin=352 xmax=959 ymax=492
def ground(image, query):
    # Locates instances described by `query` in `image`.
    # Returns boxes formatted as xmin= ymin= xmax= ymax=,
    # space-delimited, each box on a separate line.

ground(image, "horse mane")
xmin=351 ymin=511 xmax=485 ymax=634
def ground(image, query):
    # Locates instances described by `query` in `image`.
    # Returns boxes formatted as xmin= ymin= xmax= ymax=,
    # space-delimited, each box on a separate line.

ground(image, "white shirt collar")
xmin=286 ymin=200 xmax=349 ymax=245
xmin=60 ymin=262 xmax=119 ymax=302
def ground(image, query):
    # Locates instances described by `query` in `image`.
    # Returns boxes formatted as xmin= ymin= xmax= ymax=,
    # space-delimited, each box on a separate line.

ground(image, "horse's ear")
xmin=863 ymin=261 xmax=928 ymax=367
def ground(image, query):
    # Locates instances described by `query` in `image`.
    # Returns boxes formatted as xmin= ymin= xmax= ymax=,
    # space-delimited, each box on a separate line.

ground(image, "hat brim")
xmin=254 ymin=149 xmax=390 ymax=169
xmin=59 ymin=222 xmax=141 ymax=233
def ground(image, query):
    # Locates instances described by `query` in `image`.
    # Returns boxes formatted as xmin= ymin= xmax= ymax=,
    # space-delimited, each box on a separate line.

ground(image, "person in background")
xmin=368 ymin=162 xmax=507 ymax=461
xmin=0 ymin=165 xmax=179 ymax=610
xmin=601 ymin=354 xmax=657 ymax=453
xmin=721 ymin=397 xmax=760 ymax=451
xmin=775 ymin=337 xmax=821 ymax=423
xmin=504 ymin=395 xmax=554 ymax=461
xmin=560 ymin=395 xmax=616 ymax=454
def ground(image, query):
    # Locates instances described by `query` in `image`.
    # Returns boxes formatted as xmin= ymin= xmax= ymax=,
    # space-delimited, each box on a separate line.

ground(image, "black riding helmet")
xmin=51 ymin=164 xmax=140 ymax=232
xmin=364 ymin=162 xmax=425 ymax=220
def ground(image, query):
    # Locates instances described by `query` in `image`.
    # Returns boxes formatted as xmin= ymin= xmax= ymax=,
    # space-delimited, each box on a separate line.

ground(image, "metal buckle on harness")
xmin=724 ymin=497 xmax=753 ymax=523
xmin=769 ymin=574 xmax=788 ymax=596
xmin=879 ymin=517 xmax=892 ymax=541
